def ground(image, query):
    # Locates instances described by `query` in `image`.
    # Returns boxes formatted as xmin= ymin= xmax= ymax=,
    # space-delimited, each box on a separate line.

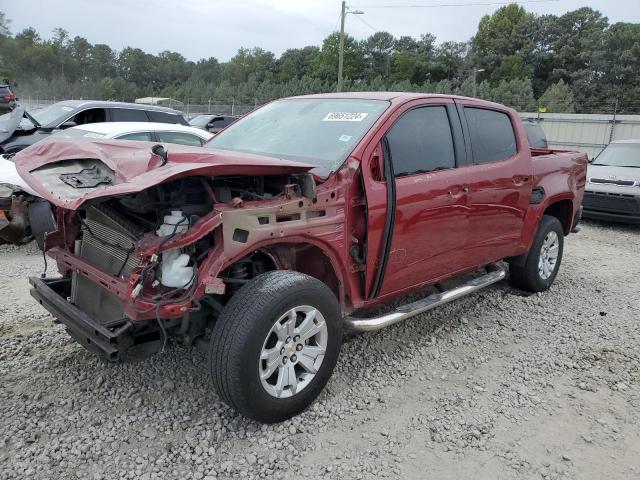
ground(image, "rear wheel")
xmin=509 ymin=215 xmax=564 ymax=292
xmin=208 ymin=270 xmax=342 ymax=423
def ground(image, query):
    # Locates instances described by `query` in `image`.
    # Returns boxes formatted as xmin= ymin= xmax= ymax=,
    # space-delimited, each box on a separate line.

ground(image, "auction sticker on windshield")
xmin=323 ymin=112 xmax=369 ymax=122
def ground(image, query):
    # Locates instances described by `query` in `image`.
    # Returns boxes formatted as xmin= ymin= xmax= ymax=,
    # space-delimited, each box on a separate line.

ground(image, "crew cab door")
xmin=456 ymin=101 xmax=533 ymax=265
xmin=362 ymin=99 xmax=471 ymax=299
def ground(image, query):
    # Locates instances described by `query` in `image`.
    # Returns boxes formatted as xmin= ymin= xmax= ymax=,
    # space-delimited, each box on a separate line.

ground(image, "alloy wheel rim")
xmin=538 ymin=231 xmax=559 ymax=280
xmin=259 ymin=305 xmax=328 ymax=399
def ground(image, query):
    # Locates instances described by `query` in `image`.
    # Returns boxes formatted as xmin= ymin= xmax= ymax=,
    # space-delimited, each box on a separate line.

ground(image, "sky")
xmin=2 ymin=0 xmax=640 ymax=61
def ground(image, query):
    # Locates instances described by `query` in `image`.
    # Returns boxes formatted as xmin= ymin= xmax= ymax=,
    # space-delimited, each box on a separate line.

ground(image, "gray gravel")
xmin=1 ymin=221 xmax=639 ymax=480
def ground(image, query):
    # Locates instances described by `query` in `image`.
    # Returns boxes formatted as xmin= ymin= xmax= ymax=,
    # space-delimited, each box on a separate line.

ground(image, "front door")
xmin=365 ymin=101 xmax=471 ymax=298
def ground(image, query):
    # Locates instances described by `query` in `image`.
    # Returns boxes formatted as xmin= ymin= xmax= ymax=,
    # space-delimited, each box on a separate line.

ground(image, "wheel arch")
xmin=542 ymin=197 xmax=574 ymax=235
xmin=215 ymin=237 xmax=348 ymax=309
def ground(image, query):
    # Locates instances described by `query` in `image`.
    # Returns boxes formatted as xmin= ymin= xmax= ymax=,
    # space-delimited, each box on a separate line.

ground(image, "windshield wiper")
xmin=23 ymin=110 xmax=41 ymax=129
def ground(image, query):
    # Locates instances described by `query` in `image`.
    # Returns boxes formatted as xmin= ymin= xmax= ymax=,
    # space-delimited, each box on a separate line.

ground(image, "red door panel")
xmin=457 ymin=104 xmax=533 ymax=266
xmin=380 ymin=168 xmax=470 ymax=296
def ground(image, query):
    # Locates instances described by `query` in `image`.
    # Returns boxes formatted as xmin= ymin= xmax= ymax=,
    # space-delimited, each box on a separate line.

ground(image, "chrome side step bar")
xmin=344 ymin=264 xmax=506 ymax=332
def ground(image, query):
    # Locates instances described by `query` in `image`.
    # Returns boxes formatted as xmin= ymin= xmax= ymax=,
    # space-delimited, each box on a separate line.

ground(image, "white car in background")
xmin=0 ymin=122 xmax=214 ymax=196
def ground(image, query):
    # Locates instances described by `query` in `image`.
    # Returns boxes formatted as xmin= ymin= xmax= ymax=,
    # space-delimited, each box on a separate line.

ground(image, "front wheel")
xmin=509 ymin=215 xmax=564 ymax=292
xmin=208 ymin=270 xmax=342 ymax=423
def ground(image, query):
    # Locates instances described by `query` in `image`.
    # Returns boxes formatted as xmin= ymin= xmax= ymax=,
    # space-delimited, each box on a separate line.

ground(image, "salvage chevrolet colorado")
xmin=16 ymin=93 xmax=587 ymax=422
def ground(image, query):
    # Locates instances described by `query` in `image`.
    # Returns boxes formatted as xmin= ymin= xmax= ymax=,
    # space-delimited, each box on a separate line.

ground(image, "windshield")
xmin=593 ymin=143 xmax=640 ymax=168
xmin=189 ymin=115 xmax=212 ymax=128
xmin=205 ymin=98 xmax=389 ymax=176
xmin=19 ymin=103 xmax=76 ymax=129
xmin=51 ymin=128 xmax=106 ymax=140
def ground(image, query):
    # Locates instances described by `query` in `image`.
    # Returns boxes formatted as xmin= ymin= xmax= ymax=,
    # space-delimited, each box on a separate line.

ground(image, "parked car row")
xmin=0 ymin=99 xmax=228 ymax=245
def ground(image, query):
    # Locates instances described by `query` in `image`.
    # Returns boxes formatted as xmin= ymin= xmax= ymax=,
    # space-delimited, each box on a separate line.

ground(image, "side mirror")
xmin=58 ymin=120 xmax=77 ymax=130
xmin=206 ymin=122 xmax=214 ymax=129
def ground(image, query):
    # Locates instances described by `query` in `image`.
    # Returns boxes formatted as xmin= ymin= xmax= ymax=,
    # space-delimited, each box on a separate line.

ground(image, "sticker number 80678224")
xmin=322 ymin=112 xmax=369 ymax=122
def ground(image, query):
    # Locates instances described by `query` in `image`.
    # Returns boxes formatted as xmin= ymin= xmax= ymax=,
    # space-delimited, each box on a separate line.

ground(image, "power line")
xmin=352 ymin=14 xmax=381 ymax=32
xmin=350 ymin=0 xmax=560 ymax=9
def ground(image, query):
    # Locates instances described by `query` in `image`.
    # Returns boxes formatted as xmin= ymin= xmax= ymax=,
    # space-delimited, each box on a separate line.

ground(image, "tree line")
xmin=0 ymin=4 xmax=639 ymax=113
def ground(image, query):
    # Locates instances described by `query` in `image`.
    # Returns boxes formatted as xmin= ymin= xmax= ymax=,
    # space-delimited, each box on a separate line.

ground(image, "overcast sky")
xmin=3 ymin=0 xmax=639 ymax=61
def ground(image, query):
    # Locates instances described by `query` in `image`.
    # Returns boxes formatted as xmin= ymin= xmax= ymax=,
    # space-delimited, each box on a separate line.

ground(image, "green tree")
xmin=538 ymin=79 xmax=576 ymax=112
xmin=362 ymin=31 xmax=395 ymax=81
xmin=0 ymin=11 xmax=11 ymax=36
xmin=310 ymin=32 xmax=364 ymax=82
xmin=472 ymin=4 xmax=537 ymax=80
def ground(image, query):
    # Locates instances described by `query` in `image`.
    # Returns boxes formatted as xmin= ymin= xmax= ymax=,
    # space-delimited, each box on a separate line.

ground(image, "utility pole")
xmin=337 ymin=2 xmax=363 ymax=93
xmin=337 ymin=1 xmax=346 ymax=93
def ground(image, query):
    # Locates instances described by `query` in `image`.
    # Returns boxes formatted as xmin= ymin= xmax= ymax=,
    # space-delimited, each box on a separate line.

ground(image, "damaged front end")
xmin=19 ymin=140 xmax=346 ymax=361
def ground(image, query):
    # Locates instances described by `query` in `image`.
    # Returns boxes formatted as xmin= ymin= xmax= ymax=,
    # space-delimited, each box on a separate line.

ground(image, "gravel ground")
xmin=1 ymin=221 xmax=639 ymax=480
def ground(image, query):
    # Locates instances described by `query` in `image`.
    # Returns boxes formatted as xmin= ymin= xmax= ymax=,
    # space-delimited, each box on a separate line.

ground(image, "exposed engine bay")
xmin=45 ymin=172 xmax=323 ymax=359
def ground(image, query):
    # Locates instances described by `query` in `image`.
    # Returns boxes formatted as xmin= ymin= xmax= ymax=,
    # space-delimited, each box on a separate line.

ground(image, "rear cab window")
xmin=385 ymin=105 xmax=457 ymax=176
xmin=464 ymin=107 xmax=517 ymax=164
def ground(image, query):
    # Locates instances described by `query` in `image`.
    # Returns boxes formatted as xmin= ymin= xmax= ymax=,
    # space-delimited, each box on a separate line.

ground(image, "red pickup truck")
xmin=16 ymin=93 xmax=587 ymax=422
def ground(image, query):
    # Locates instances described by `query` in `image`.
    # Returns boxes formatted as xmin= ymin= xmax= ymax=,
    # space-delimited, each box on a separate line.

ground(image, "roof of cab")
xmin=289 ymin=91 xmax=510 ymax=110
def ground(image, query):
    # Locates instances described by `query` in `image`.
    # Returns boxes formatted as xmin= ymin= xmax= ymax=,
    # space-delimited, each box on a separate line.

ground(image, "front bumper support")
xmin=29 ymin=276 xmax=134 ymax=361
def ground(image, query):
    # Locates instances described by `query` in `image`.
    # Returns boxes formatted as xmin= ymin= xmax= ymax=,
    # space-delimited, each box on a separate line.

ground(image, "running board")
xmin=344 ymin=264 xmax=506 ymax=332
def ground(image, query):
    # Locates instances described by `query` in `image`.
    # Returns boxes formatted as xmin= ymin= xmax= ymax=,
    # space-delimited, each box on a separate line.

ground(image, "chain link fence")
xmin=15 ymin=96 xmax=257 ymax=119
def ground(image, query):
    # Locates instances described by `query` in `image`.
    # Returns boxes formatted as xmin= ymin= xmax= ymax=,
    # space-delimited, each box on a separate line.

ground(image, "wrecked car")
xmin=17 ymin=93 xmax=587 ymax=422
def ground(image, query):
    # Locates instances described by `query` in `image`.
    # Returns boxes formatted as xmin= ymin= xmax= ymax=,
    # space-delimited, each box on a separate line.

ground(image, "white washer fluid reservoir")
xmin=160 ymin=249 xmax=194 ymax=288
xmin=156 ymin=210 xmax=189 ymax=237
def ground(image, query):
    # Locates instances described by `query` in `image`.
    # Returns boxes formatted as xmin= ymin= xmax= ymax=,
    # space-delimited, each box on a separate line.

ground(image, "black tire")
xmin=509 ymin=215 xmax=564 ymax=292
xmin=209 ymin=270 xmax=342 ymax=423
xmin=28 ymin=200 xmax=56 ymax=250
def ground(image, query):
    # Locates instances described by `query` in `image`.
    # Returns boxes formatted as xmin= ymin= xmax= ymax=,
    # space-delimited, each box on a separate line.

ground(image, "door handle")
xmin=462 ymin=185 xmax=469 ymax=193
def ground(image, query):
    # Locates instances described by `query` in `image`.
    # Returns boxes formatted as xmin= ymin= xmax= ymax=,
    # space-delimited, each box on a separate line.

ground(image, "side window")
xmin=116 ymin=132 xmax=153 ymax=141
xmin=110 ymin=108 xmax=149 ymax=122
xmin=72 ymin=108 xmax=106 ymax=125
xmin=385 ymin=106 xmax=456 ymax=177
xmin=147 ymin=111 xmax=186 ymax=125
xmin=210 ymin=117 xmax=237 ymax=129
xmin=156 ymin=131 xmax=203 ymax=146
xmin=464 ymin=107 xmax=517 ymax=163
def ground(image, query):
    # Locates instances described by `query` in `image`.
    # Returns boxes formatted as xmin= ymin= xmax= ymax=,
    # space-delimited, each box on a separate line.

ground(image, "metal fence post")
xmin=608 ymin=98 xmax=619 ymax=144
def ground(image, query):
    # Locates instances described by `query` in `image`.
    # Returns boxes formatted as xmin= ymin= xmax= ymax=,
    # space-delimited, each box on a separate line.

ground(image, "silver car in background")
xmin=582 ymin=140 xmax=640 ymax=224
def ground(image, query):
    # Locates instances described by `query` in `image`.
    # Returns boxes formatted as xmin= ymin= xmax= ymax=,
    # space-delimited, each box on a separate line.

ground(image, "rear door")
xmin=363 ymin=98 xmax=471 ymax=298
xmin=457 ymin=102 xmax=532 ymax=265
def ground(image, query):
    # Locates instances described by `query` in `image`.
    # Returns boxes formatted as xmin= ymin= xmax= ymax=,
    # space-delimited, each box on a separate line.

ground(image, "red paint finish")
xmin=20 ymin=93 xmax=587 ymax=320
